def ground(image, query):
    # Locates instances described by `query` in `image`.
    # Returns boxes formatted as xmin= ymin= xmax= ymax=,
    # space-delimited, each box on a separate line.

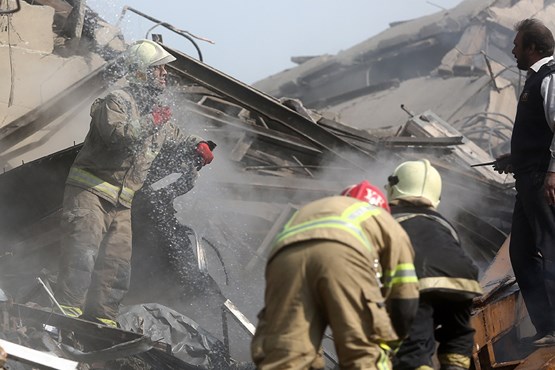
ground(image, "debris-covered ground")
xmin=1 ymin=0 xmax=550 ymax=368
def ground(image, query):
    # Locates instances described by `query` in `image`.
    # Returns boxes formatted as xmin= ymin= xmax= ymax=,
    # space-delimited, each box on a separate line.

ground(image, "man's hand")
xmin=493 ymin=154 xmax=513 ymax=174
xmin=152 ymin=105 xmax=172 ymax=126
xmin=545 ymin=172 xmax=555 ymax=205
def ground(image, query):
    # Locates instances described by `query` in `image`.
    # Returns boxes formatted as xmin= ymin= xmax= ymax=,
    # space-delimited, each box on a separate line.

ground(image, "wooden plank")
xmin=514 ymin=347 xmax=555 ymax=370
xmin=230 ymin=133 xmax=253 ymax=162
xmin=0 ymin=338 xmax=78 ymax=370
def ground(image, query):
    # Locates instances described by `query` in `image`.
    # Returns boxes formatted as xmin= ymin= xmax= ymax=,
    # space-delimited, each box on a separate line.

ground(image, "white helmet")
xmin=125 ymin=39 xmax=176 ymax=87
xmin=385 ymin=159 xmax=442 ymax=208
xmin=126 ymin=39 xmax=176 ymax=71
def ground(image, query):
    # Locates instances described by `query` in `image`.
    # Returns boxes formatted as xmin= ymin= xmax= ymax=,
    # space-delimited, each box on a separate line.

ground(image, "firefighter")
xmin=386 ymin=159 xmax=482 ymax=370
xmin=251 ymin=180 xmax=419 ymax=370
xmin=54 ymin=39 xmax=214 ymax=327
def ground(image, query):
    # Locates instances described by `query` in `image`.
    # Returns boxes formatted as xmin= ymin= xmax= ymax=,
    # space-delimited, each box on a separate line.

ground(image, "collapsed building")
xmin=0 ymin=0 xmax=551 ymax=368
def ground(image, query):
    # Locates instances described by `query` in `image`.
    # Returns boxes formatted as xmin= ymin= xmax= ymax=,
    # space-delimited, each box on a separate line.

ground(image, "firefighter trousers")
xmin=510 ymin=171 xmax=555 ymax=333
xmin=393 ymin=294 xmax=474 ymax=370
xmin=55 ymin=185 xmax=132 ymax=321
xmin=251 ymin=240 xmax=395 ymax=370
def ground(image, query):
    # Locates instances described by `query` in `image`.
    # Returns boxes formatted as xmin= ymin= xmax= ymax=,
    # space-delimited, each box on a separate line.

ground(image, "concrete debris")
xmin=0 ymin=0 xmax=550 ymax=368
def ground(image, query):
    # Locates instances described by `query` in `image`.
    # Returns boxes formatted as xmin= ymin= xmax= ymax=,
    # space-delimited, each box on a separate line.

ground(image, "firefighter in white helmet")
xmin=55 ymin=39 xmax=214 ymax=327
xmin=386 ymin=159 xmax=482 ymax=370
xmin=251 ymin=180 xmax=419 ymax=370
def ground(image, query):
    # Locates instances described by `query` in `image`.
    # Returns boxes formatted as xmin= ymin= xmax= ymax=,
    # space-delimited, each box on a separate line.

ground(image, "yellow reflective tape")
xmin=389 ymin=276 xmax=419 ymax=286
xmin=438 ymin=353 xmax=471 ymax=368
xmin=378 ymin=342 xmax=392 ymax=352
xmin=69 ymin=168 xmax=135 ymax=204
xmin=283 ymin=210 xmax=299 ymax=229
xmin=69 ymin=168 xmax=120 ymax=201
xmin=59 ymin=305 xmax=82 ymax=318
xmin=342 ymin=201 xmax=382 ymax=223
xmin=274 ymin=201 xmax=383 ymax=254
xmin=274 ymin=217 xmax=373 ymax=252
xmin=97 ymin=317 xmax=118 ymax=328
xmin=377 ymin=342 xmax=392 ymax=370
xmin=384 ymin=263 xmax=418 ymax=287
xmin=393 ymin=263 xmax=416 ymax=272
xmin=119 ymin=186 xmax=135 ymax=204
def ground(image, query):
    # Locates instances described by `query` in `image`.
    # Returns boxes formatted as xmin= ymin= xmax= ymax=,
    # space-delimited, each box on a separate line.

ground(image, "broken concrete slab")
xmin=0 ymin=1 xmax=55 ymax=53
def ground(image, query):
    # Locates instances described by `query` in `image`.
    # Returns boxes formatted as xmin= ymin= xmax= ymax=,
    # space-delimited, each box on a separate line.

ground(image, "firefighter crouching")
xmin=54 ymin=39 xmax=214 ymax=327
xmin=251 ymin=180 xmax=419 ymax=370
xmin=386 ymin=160 xmax=482 ymax=370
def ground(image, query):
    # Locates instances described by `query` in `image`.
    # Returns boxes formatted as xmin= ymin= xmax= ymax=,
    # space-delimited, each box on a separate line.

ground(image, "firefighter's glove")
xmin=152 ymin=105 xmax=172 ymax=126
xmin=195 ymin=142 xmax=214 ymax=169
xmin=493 ymin=155 xmax=512 ymax=174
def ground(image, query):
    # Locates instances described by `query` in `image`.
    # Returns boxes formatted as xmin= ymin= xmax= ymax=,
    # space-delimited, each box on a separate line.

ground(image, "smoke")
xmin=0 ymin=3 xmax=514 ymax=367
xmin=129 ymin=83 xmax=415 ymax=363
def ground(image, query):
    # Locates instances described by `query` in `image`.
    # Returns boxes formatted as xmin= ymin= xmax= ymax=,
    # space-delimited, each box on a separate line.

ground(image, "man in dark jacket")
xmin=386 ymin=159 xmax=482 ymax=370
xmin=494 ymin=18 xmax=555 ymax=347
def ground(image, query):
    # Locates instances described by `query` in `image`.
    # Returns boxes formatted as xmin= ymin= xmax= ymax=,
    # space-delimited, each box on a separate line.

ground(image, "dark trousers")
xmin=510 ymin=171 xmax=555 ymax=332
xmin=393 ymin=294 xmax=474 ymax=370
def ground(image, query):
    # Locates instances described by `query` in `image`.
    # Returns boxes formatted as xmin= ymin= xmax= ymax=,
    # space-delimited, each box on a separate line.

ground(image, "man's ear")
xmin=528 ymin=42 xmax=538 ymax=54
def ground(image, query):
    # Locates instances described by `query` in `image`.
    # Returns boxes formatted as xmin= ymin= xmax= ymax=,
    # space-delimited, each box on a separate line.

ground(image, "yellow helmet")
xmin=385 ymin=159 xmax=442 ymax=208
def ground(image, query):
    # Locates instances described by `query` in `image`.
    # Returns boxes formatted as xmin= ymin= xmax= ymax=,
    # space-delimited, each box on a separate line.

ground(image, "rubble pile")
xmin=0 ymin=0 xmax=542 ymax=368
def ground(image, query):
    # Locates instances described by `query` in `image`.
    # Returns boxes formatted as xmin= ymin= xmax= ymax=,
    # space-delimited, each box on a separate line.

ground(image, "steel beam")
xmin=164 ymin=45 xmax=375 ymax=170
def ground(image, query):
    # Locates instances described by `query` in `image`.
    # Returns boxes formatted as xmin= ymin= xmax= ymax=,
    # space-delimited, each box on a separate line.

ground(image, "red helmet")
xmin=341 ymin=180 xmax=391 ymax=212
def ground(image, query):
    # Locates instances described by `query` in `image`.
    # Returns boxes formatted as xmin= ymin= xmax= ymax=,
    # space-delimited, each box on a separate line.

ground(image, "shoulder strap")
xmin=393 ymin=213 xmax=460 ymax=243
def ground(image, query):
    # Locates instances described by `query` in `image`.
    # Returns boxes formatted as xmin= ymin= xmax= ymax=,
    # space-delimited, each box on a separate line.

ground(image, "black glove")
xmin=493 ymin=155 xmax=512 ymax=174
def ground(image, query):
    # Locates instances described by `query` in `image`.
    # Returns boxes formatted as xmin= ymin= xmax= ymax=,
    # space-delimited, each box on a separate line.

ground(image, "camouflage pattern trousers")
xmin=55 ymin=185 xmax=132 ymax=321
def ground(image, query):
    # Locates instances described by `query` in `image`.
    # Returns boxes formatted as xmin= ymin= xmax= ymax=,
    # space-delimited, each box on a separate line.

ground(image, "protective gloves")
xmin=195 ymin=141 xmax=214 ymax=169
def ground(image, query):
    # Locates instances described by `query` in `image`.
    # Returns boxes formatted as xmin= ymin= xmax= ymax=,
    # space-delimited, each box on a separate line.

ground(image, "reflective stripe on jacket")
xmin=67 ymin=87 xmax=203 ymax=208
xmin=270 ymin=196 xmax=419 ymax=301
xmin=67 ymin=167 xmax=136 ymax=207
xmin=273 ymin=201 xmax=380 ymax=255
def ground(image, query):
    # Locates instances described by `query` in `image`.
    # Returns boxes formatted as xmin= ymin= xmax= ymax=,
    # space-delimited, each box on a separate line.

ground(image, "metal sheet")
xmin=164 ymin=44 xmax=375 ymax=169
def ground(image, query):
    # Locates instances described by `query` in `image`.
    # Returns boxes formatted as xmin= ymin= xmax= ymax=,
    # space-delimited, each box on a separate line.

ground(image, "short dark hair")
xmin=515 ymin=18 xmax=555 ymax=57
